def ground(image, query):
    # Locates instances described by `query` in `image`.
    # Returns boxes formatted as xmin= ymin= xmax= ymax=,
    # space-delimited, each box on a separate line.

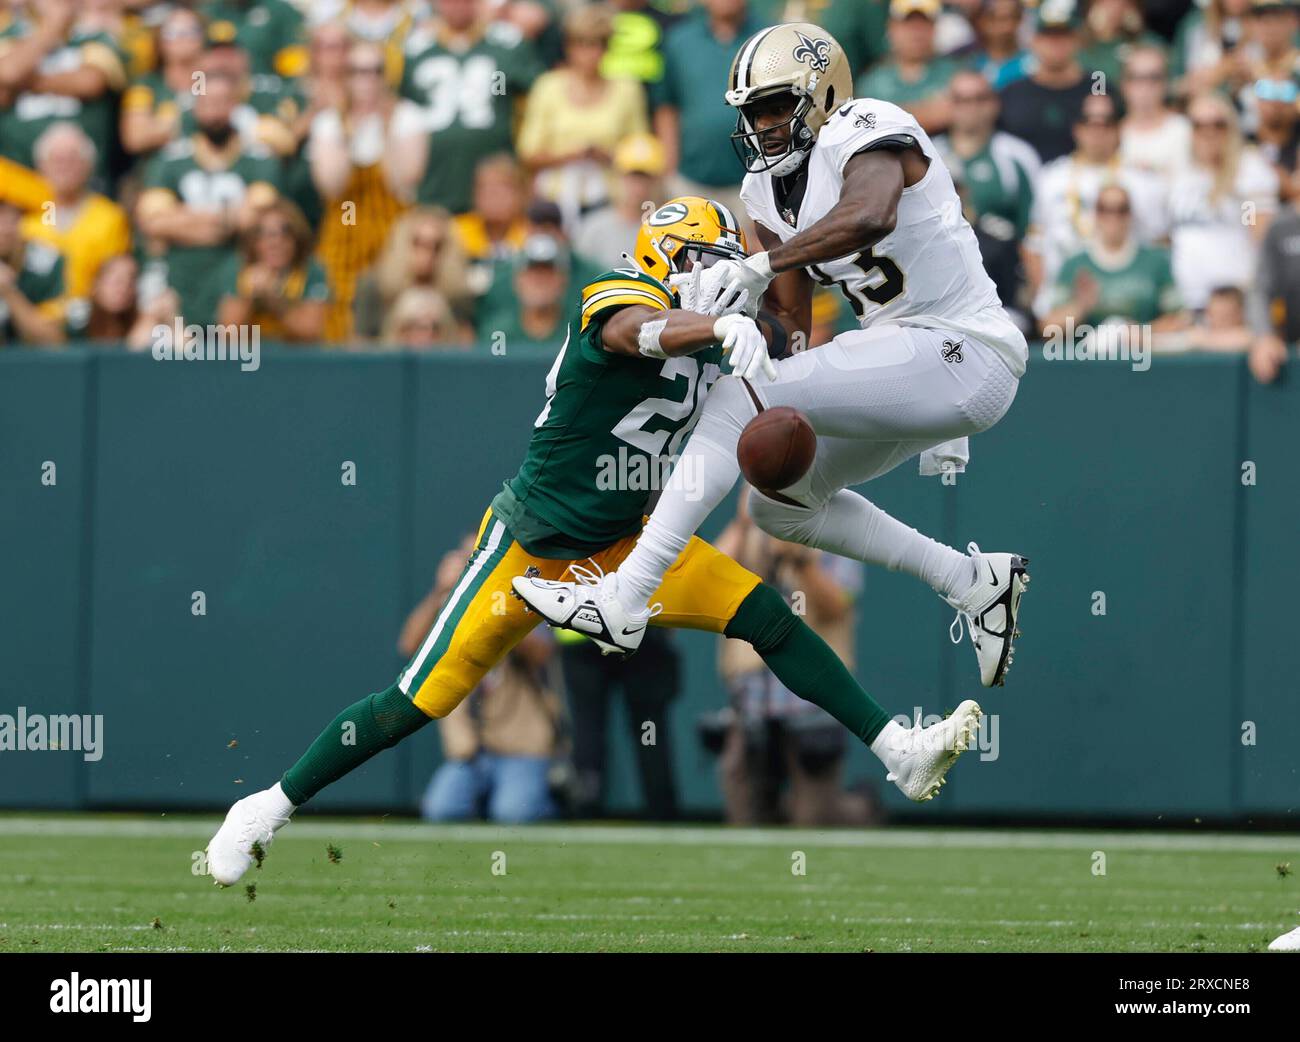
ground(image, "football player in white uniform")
xmin=514 ymin=23 xmax=1031 ymax=690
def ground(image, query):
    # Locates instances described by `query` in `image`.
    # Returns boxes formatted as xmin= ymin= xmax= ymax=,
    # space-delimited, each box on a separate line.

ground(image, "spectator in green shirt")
xmin=400 ymin=0 xmax=546 ymax=215
xmin=475 ymin=233 xmax=570 ymax=358
xmin=934 ymin=69 xmax=1041 ymax=324
xmin=1043 ymin=184 xmax=1184 ymax=332
xmin=651 ymin=0 xmax=760 ymax=217
xmin=856 ymin=0 xmax=965 ymax=135
xmin=0 ymin=199 xmax=67 ymax=346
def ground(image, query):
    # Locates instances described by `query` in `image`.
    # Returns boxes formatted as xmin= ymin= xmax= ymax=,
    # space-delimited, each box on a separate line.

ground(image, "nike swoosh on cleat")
xmin=987 ymin=562 xmax=999 ymax=586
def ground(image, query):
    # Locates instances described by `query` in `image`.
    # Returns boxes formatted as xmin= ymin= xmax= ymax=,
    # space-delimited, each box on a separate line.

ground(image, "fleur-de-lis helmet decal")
xmin=792 ymin=31 xmax=831 ymax=74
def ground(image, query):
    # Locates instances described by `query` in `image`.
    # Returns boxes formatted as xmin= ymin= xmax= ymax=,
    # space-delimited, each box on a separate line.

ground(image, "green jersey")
xmin=0 ymin=241 xmax=65 ymax=344
xmin=201 ymin=0 xmax=306 ymax=77
xmin=1052 ymin=245 xmax=1180 ymax=327
xmin=0 ymin=18 xmax=127 ymax=181
xmin=856 ymin=56 xmax=965 ymax=109
xmin=492 ymin=268 xmax=724 ymax=558
xmin=400 ymin=21 xmax=545 ymax=213
xmin=142 ymin=137 xmax=285 ymax=326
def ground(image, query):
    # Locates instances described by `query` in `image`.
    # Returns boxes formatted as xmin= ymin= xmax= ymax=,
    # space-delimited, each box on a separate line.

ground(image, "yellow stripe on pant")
xmin=400 ymin=507 xmax=762 ymax=719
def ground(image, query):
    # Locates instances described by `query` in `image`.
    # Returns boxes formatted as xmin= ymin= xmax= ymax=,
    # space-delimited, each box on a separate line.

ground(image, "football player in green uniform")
xmin=207 ymin=196 xmax=982 ymax=885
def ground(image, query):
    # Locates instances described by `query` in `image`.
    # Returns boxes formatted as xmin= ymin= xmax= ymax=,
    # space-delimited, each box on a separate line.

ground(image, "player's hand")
xmin=715 ymin=313 xmax=777 ymax=382
xmin=705 ymin=252 xmax=774 ymax=317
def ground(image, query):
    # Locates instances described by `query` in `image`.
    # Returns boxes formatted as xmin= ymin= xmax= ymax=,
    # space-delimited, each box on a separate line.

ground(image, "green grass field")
xmin=0 ymin=816 xmax=1295 ymax=953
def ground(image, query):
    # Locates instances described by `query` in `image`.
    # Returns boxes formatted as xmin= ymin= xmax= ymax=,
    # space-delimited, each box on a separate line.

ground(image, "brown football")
xmin=737 ymin=406 xmax=817 ymax=493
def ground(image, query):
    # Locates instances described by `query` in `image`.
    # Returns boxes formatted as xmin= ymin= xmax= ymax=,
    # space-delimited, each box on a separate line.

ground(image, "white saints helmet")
xmin=725 ymin=23 xmax=853 ymax=177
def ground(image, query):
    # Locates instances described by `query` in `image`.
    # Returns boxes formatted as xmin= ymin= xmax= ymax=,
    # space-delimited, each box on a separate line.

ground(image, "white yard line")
xmin=0 ymin=816 xmax=1293 ymax=853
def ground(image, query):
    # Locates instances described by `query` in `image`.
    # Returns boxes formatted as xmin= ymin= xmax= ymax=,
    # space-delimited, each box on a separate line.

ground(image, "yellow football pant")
xmin=398 ymin=506 xmax=761 ymax=718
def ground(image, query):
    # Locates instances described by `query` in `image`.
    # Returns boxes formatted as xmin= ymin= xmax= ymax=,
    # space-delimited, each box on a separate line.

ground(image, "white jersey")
xmin=740 ymin=98 xmax=1028 ymax=377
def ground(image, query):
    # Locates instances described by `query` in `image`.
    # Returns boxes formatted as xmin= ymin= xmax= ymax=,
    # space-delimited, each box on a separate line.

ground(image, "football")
xmin=737 ymin=406 xmax=817 ymax=493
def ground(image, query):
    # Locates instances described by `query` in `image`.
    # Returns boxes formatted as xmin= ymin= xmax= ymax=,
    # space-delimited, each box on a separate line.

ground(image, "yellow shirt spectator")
xmin=0 ymin=156 xmax=131 ymax=300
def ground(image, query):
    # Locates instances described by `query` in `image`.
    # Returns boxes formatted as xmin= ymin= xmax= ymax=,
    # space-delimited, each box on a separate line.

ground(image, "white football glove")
xmin=703 ymin=252 xmax=775 ymax=318
xmin=715 ymin=313 xmax=777 ymax=382
xmin=669 ymin=261 xmax=749 ymax=316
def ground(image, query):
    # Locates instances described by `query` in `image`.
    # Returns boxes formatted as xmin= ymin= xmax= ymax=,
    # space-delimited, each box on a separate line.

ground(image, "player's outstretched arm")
xmin=765 ymin=149 xmax=905 ymax=275
xmin=705 ymin=149 xmax=912 ymax=316
xmin=601 ymin=304 xmax=776 ymax=381
xmin=600 ymin=304 xmax=738 ymax=357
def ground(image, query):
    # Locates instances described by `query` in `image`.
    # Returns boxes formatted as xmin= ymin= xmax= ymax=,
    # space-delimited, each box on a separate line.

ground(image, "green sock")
xmin=280 ymin=682 xmax=431 ymax=806
xmin=725 ymin=583 xmax=892 ymax=744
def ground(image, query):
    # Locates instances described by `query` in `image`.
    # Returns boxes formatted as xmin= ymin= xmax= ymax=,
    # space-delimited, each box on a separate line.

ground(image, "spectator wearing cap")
xmin=0 ymin=1 xmax=128 ymax=186
xmin=199 ymin=0 xmax=307 ymax=79
xmin=1119 ymin=45 xmax=1191 ymax=183
xmin=1077 ymin=0 xmax=1166 ymax=91
xmin=120 ymin=6 xmax=208 ymax=159
xmin=476 ymin=233 xmax=570 ymax=357
xmin=857 ymin=0 xmax=964 ymax=135
xmin=934 ymin=70 xmax=1040 ymax=323
xmin=0 ymin=199 xmax=67 ymax=346
xmin=967 ymin=0 xmax=1033 ymax=90
xmin=134 ymin=65 xmax=286 ymax=329
xmin=1254 ymin=78 xmax=1300 ymax=201
xmin=1025 ymin=91 xmax=1168 ymax=317
xmin=217 ymin=198 xmax=331 ymax=343
xmin=571 ymin=133 xmax=666 ymax=272
xmin=308 ymin=39 xmax=429 ymax=341
xmin=400 ymin=0 xmax=546 ymax=215
xmin=651 ymin=0 xmax=760 ymax=220
xmin=14 ymin=123 xmax=131 ymax=302
xmin=997 ymin=0 xmax=1096 ymax=163
xmin=1042 ymin=183 xmax=1183 ymax=333
xmin=353 ymin=206 xmax=474 ymax=341
xmin=517 ymin=4 xmax=648 ymax=229
xmin=381 ymin=285 xmax=467 ymax=348
xmin=1167 ymin=91 xmax=1279 ymax=312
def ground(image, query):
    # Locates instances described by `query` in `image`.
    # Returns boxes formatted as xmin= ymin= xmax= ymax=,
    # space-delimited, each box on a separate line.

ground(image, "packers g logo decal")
xmin=792 ymin=32 xmax=831 ymax=74
xmin=648 ymin=203 xmax=689 ymax=227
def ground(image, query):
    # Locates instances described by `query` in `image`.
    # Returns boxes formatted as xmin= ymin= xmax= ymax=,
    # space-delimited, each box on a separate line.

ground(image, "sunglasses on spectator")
xmin=952 ymin=92 xmax=995 ymax=103
xmin=1192 ymin=118 xmax=1229 ymax=131
xmin=349 ymin=64 xmax=385 ymax=76
xmin=1078 ymin=116 xmax=1117 ymax=127
xmin=1095 ymin=203 xmax=1130 ymax=216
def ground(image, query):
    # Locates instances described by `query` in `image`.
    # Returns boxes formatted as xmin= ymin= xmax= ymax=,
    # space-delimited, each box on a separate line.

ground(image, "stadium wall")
xmin=1 ymin=350 xmax=1296 ymax=823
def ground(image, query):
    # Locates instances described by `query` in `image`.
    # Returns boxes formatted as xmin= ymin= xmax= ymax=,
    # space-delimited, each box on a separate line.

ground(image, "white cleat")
xmin=946 ymin=542 xmax=1030 ymax=687
xmin=1268 ymin=925 xmax=1300 ymax=951
xmin=207 ymin=783 xmax=295 ymax=886
xmin=511 ymin=563 xmax=656 ymax=656
xmin=885 ymin=700 xmax=983 ymax=802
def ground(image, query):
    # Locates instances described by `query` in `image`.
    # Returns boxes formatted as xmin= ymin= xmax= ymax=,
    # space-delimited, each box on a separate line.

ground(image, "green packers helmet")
xmin=725 ymin=23 xmax=853 ymax=177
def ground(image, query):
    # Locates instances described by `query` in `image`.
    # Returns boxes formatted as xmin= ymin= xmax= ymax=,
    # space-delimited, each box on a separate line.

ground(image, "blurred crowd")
xmin=0 ymin=0 xmax=1296 ymax=381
